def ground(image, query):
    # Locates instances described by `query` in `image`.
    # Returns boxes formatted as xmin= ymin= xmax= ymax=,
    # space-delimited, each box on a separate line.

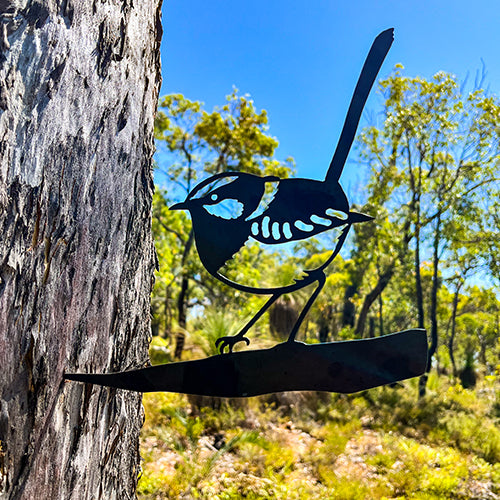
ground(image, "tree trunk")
xmin=0 ymin=0 xmax=161 ymax=497
xmin=414 ymin=220 xmax=425 ymax=330
xmin=164 ymin=283 xmax=171 ymax=339
xmin=429 ymin=216 xmax=441 ymax=363
xmin=174 ymin=228 xmax=194 ymax=359
xmin=378 ymin=291 xmax=384 ymax=336
xmin=342 ymin=284 xmax=357 ymax=328
xmin=368 ymin=316 xmax=375 ymax=338
xmin=448 ymin=283 xmax=461 ymax=377
xmin=355 ymin=265 xmax=394 ymax=337
xmin=418 ymin=213 xmax=441 ymax=398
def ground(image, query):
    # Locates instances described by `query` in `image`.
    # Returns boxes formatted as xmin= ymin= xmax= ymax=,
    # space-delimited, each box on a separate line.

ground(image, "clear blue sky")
xmin=160 ymin=0 xmax=499 ymax=194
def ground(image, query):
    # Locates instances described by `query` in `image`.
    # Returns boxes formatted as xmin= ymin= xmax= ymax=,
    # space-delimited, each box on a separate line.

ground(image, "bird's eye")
xmin=211 ymin=194 xmax=218 ymax=201
xmin=203 ymin=198 xmax=244 ymax=219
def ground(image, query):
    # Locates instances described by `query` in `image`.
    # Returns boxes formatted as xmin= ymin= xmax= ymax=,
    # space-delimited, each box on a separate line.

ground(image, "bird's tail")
xmin=324 ymin=28 xmax=394 ymax=187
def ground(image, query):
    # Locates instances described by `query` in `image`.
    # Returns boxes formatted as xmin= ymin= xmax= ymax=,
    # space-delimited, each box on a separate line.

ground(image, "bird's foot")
xmin=215 ymin=335 xmax=250 ymax=354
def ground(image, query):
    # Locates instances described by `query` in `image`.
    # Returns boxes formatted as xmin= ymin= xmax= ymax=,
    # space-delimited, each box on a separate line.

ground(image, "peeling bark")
xmin=0 ymin=0 xmax=161 ymax=497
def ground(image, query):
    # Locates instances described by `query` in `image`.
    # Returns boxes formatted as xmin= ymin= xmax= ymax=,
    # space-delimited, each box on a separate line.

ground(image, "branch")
xmin=156 ymin=220 xmax=186 ymax=245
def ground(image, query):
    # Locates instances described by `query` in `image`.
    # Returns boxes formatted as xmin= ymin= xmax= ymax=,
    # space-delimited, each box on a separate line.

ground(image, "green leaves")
xmin=350 ymin=68 xmax=500 ymax=377
xmin=193 ymin=89 xmax=279 ymax=174
xmin=151 ymin=90 xmax=294 ymax=341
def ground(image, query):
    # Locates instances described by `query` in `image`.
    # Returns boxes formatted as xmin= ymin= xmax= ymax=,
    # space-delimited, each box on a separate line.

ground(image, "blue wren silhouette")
xmin=171 ymin=29 xmax=394 ymax=353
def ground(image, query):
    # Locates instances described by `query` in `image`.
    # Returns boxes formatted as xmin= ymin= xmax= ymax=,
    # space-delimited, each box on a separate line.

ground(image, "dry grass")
xmin=137 ymin=374 xmax=500 ymax=499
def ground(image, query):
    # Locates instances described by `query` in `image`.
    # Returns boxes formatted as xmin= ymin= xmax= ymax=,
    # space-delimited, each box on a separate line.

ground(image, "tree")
xmin=354 ymin=68 xmax=500 ymax=394
xmin=0 ymin=1 xmax=160 ymax=497
xmin=153 ymin=91 xmax=293 ymax=356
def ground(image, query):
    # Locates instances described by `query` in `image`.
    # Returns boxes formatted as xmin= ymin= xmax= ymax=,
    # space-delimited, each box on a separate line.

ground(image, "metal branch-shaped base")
xmin=65 ymin=329 xmax=428 ymax=397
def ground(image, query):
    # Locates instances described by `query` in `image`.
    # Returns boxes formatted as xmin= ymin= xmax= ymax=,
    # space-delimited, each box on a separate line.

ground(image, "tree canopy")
xmin=152 ymin=90 xmax=294 ymax=356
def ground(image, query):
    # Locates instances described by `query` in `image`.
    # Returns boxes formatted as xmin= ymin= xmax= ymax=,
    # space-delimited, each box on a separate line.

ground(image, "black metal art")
xmin=168 ymin=28 xmax=394 ymax=354
xmin=66 ymin=29 xmax=429 ymax=396
xmin=65 ymin=330 xmax=427 ymax=396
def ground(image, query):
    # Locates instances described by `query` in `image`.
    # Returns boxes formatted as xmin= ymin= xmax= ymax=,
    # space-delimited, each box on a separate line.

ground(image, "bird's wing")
xmin=249 ymin=180 xmax=349 ymax=244
xmin=244 ymin=181 xmax=279 ymax=221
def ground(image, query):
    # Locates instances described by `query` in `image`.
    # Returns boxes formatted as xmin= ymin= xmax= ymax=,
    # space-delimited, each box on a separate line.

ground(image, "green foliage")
xmin=323 ymin=376 xmax=500 ymax=466
xmin=138 ymin=375 xmax=500 ymax=499
xmin=189 ymin=309 xmax=240 ymax=357
xmin=152 ymin=90 xmax=294 ymax=346
xmin=148 ymin=335 xmax=172 ymax=365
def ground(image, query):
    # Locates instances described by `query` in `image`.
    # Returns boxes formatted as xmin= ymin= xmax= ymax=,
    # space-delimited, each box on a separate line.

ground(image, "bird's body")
xmin=171 ymin=28 xmax=395 ymax=352
xmin=184 ymin=174 xmax=354 ymax=291
xmin=243 ymin=177 xmax=349 ymax=246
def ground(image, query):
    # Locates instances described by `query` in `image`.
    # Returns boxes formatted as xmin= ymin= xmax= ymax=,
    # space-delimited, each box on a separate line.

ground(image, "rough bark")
xmin=0 ymin=0 xmax=161 ymax=497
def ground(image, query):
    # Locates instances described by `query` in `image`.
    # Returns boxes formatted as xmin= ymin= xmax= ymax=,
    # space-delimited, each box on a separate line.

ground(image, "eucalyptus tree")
xmin=354 ymin=68 xmax=500 ymax=394
xmin=0 ymin=0 xmax=160 ymax=497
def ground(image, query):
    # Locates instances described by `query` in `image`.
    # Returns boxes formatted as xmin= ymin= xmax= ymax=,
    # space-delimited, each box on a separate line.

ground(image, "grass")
xmin=137 ymin=345 xmax=500 ymax=499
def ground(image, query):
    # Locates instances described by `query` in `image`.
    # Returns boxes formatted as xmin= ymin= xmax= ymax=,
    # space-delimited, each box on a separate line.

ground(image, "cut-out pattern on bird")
xmin=65 ymin=29 xmax=429 ymax=398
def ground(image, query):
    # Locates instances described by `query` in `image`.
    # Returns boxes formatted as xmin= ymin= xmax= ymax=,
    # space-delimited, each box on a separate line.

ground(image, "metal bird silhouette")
xmin=65 ymin=29 xmax=428 ymax=397
xmin=170 ymin=28 xmax=395 ymax=353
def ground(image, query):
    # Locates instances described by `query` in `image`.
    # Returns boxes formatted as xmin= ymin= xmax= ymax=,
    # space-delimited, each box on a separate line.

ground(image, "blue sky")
xmin=160 ymin=0 xmax=499 ymax=195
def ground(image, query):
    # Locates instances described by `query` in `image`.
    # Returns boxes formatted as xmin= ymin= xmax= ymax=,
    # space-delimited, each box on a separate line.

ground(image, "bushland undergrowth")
xmin=138 ymin=349 xmax=500 ymax=499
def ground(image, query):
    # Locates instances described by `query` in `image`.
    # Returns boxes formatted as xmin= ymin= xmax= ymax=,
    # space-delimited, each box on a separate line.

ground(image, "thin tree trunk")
xmin=428 ymin=214 xmax=441 ymax=366
xmin=368 ymin=316 xmax=375 ymax=338
xmin=164 ymin=284 xmax=171 ymax=339
xmin=0 ymin=0 xmax=161 ymax=497
xmin=355 ymin=265 xmax=394 ymax=337
xmin=448 ymin=283 xmax=461 ymax=377
xmin=174 ymin=228 xmax=194 ymax=359
xmin=419 ymin=213 xmax=441 ymax=397
xmin=342 ymin=284 xmax=357 ymax=328
xmin=378 ymin=291 xmax=384 ymax=336
xmin=414 ymin=219 xmax=425 ymax=329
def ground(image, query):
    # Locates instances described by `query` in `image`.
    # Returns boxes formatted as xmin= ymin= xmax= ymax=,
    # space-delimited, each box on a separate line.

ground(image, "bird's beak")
xmin=348 ymin=211 xmax=374 ymax=223
xmin=169 ymin=201 xmax=188 ymax=211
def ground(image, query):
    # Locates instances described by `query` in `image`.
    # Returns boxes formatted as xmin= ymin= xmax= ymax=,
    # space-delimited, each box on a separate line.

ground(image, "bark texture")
xmin=0 ymin=0 xmax=161 ymax=497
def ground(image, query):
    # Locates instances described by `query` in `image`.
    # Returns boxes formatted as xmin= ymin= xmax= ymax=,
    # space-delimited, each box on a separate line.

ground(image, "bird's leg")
xmin=287 ymin=273 xmax=326 ymax=343
xmin=215 ymin=293 xmax=281 ymax=354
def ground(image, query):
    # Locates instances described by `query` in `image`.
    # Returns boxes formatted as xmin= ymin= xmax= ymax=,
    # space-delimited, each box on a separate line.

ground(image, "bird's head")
xmin=170 ymin=172 xmax=279 ymax=221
